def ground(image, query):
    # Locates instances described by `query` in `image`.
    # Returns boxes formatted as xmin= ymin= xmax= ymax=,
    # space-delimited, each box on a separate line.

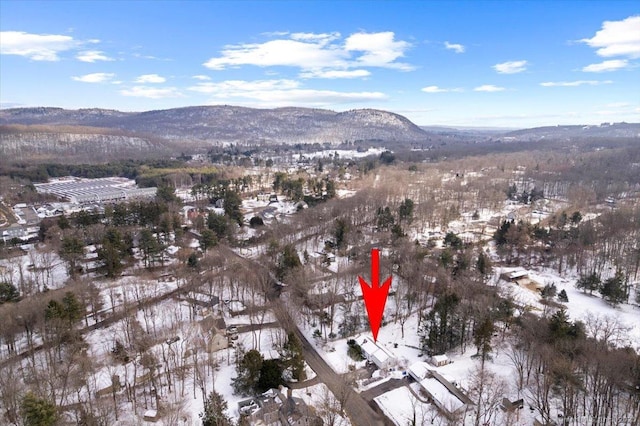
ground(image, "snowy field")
xmin=498 ymin=266 xmax=640 ymax=351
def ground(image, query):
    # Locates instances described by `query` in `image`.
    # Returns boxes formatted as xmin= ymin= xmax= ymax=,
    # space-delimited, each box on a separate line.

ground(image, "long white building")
xmin=34 ymin=177 xmax=157 ymax=204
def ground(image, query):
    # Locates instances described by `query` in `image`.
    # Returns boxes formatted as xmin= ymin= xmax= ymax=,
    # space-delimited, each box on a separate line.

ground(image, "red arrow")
xmin=358 ymin=248 xmax=392 ymax=343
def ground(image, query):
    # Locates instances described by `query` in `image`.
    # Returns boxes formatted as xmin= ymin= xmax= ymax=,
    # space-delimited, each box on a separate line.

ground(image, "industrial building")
xmin=34 ymin=177 xmax=157 ymax=204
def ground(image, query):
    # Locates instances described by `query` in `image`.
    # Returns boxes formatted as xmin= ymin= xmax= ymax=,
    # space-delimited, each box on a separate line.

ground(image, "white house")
xmin=360 ymin=338 xmax=397 ymax=370
xmin=408 ymin=362 xmax=473 ymax=418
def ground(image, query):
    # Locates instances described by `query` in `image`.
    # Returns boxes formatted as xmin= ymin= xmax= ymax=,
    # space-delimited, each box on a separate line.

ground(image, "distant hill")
xmin=0 ymin=106 xmax=429 ymax=162
xmin=0 ymin=123 xmax=174 ymax=163
xmin=2 ymin=106 xmax=637 ymax=162
xmin=498 ymin=123 xmax=640 ymax=141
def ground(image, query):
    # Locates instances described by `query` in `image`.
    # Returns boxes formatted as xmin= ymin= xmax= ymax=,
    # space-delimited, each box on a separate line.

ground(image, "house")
xmin=500 ymin=269 xmax=529 ymax=283
xmin=430 ymin=354 xmax=449 ymax=367
xmin=278 ymin=388 xmax=322 ymax=426
xmin=500 ymin=397 xmax=524 ymax=412
xmin=198 ymin=315 xmax=227 ymax=352
xmin=143 ymin=409 xmax=158 ymax=422
xmin=360 ymin=338 xmax=397 ymax=370
xmin=237 ymin=387 xmax=321 ymax=426
xmin=257 ymin=192 xmax=271 ymax=202
xmin=238 ymin=396 xmax=276 ymax=425
xmin=2 ymin=224 xmax=27 ymax=243
xmin=408 ymin=362 xmax=474 ymax=418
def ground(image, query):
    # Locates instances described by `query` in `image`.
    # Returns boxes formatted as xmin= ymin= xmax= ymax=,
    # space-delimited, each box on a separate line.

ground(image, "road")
xmin=273 ymin=300 xmax=390 ymax=426
xmin=217 ymin=245 xmax=394 ymax=425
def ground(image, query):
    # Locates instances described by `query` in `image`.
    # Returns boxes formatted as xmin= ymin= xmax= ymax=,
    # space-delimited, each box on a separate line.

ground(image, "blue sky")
xmin=1 ymin=0 xmax=638 ymax=127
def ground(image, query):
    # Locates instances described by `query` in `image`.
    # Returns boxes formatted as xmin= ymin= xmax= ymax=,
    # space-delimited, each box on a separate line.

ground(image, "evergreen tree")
xmin=207 ymin=212 xmax=231 ymax=240
xmin=249 ymin=216 xmax=264 ymax=227
xmin=156 ymin=184 xmax=178 ymax=203
xmin=201 ymin=229 xmax=218 ymax=252
xmin=493 ymin=220 xmax=512 ymax=246
xmin=60 ymin=235 xmax=85 ymax=277
xmin=281 ymin=332 xmax=306 ymax=381
xmin=549 ymin=309 xmax=572 ymax=341
xmin=187 ymin=252 xmax=199 ymax=268
xmin=0 ymin=281 xmax=20 ymax=304
xmin=576 ymin=272 xmax=601 ymax=295
xmin=420 ymin=293 xmax=461 ymax=354
xmin=600 ymin=271 xmax=627 ymax=306
xmin=200 ymin=390 xmax=233 ymax=426
xmin=379 ymin=150 xmax=395 ymax=164
xmin=443 ymin=232 xmax=463 ymax=249
xmin=398 ymin=198 xmax=414 ymax=223
xmin=333 ymin=218 xmax=348 ymax=249
xmin=276 ymin=244 xmax=301 ymax=281
xmin=97 ymin=228 xmax=130 ymax=278
xmin=391 ymin=223 xmax=405 ymax=239
xmin=476 ymin=251 xmax=491 ymax=277
xmin=21 ymin=392 xmax=57 ymax=426
xmin=558 ymin=289 xmax=569 ymax=303
xmin=324 ymin=178 xmax=336 ymax=199
xmin=223 ymin=189 xmax=244 ymax=226
xmin=139 ymin=228 xmax=161 ymax=268
xmin=541 ymin=283 xmax=558 ymax=299
xmin=232 ymin=350 xmax=263 ymax=394
xmin=473 ymin=316 xmax=494 ymax=364
xmin=61 ymin=292 xmax=83 ymax=325
xmin=376 ymin=206 xmax=395 ymax=231
xmin=570 ymin=211 xmax=582 ymax=225
xmin=257 ymin=359 xmax=284 ymax=392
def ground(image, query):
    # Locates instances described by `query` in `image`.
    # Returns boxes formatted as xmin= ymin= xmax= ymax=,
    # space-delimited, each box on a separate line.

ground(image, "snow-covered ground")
xmin=497 ymin=266 xmax=640 ymax=351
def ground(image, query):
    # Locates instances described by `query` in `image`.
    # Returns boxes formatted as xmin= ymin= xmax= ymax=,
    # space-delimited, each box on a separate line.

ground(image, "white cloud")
xmin=581 ymin=15 xmax=640 ymax=58
xmin=290 ymin=32 xmax=341 ymax=46
xmin=262 ymin=31 xmax=290 ymax=37
xmin=76 ymin=50 xmax=113 ymax=62
xmin=444 ymin=41 xmax=465 ymax=53
xmin=189 ymin=79 xmax=301 ymax=94
xmin=0 ymin=30 xmax=77 ymax=61
xmin=120 ymin=86 xmax=183 ymax=98
xmin=421 ymin=85 xmax=463 ymax=93
xmin=493 ymin=60 xmax=528 ymax=74
xmin=204 ymin=38 xmax=348 ymax=70
xmin=192 ymin=75 xmax=212 ymax=81
xmin=203 ymin=31 xmax=412 ymax=74
xmin=540 ymin=80 xmax=613 ymax=87
xmin=604 ymin=102 xmax=630 ymax=108
xmin=72 ymin=72 xmax=115 ymax=83
xmin=188 ymin=78 xmax=386 ymax=106
xmin=135 ymin=74 xmax=166 ymax=83
xmin=300 ymin=69 xmax=371 ymax=79
xmin=474 ymin=84 xmax=505 ymax=92
xmin=344 ymin=32 xmax=413 ymax=70
xmin=582 ymin=59 xmax=630 ymax=72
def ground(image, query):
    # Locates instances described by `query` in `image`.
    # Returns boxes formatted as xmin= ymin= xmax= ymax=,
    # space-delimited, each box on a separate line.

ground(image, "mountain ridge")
xmin=1 ymin=106 xmax=638 ymax=162
xmin=0 ymin=105 xmax=428 ymax=143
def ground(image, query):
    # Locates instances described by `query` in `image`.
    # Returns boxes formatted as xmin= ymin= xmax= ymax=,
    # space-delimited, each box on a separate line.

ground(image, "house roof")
xmin=361 ymin=338 xmax=396 ymax=367
xmin=420 ymin=378 xmax=466 ymax=413
xmin=408 ymin=361 xmax=432 ymax=380
xmin=509 ymin=270 xmax=529 ymax=279
xmin=432 ymin=354 xmax=448 ymax=363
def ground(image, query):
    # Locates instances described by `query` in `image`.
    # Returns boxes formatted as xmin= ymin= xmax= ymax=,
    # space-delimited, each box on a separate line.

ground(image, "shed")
xmin=143 ymin=409 xmax=158 ymax=422
xmin=430 ymin=354 xmax=449 ymax=367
